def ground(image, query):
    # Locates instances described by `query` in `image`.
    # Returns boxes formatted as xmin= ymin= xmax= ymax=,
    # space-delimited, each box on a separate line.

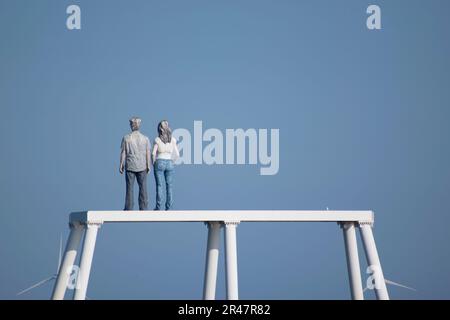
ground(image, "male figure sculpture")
xmin=120 ymin=117 xmax=151 ymax=210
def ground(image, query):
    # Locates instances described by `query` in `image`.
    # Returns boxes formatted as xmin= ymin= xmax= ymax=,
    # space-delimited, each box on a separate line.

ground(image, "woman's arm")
xmin=152 ymin=142 xmax=158 ymax=165
xmin=146 ymin=138 xmax=151 ymax=172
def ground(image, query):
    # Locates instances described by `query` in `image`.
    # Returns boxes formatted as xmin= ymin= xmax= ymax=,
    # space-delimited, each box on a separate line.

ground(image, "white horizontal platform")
xmin=69 ymin=210 xmax=374 ymax=224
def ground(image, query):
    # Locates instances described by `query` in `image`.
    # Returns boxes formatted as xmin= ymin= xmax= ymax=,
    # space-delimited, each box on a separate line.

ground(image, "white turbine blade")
xmin=362 ymin=279 xmax=416 ymax=293
xmin=57 ymin=234 xmax=63 ymax=273
xmin=385 ymin=279 xmax=417 ymax=291
xmin=17 ymin=275 xmax=56 ymax=296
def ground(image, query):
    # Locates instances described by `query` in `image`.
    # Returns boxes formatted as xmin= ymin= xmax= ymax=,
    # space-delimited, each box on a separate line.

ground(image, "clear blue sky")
xmin=1 ymin=0 xmax=449 ymax=299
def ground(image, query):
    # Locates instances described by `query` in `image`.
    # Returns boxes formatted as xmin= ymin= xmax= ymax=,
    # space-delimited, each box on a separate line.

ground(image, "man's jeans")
xmin=124 ymin=170 xmax=148 ymax=210
xmin=153 ymin=159 xmax=174 ymax=210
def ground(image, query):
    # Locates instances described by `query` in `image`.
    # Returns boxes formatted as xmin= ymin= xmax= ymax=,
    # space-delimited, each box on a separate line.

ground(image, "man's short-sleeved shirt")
xmin=121 ymin=131 xmax=150 ymax=172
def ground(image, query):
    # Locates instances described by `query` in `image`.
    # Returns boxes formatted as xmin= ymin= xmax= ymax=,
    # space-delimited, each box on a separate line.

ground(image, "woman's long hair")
xmin=158 ymin=120 xmax=172 ymax=144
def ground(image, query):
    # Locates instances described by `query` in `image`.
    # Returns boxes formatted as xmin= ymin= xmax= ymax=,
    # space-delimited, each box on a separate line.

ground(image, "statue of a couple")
xmin=120 ymin=117 xmax=179 ymax=211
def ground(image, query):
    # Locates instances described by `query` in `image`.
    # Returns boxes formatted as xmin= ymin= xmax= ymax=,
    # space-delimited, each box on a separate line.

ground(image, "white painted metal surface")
xmin=224 ymin=222 xmax=239 ymax=300
xmin=51 ymin=223 xmax=83 ymax=300
xmin=70 ymin=210 xmax=374 ymax=224
xmin=341 ymin=222 xmax=364 ymax=300
xmin=52 ymin=209 xmax=388 ymax=300
xmin=360 ymin=224 xmax=390 ymax=300
xmin=73 ymin=223 xmax=100 ymax=300
xmin=203 ymin=222 xmax=221 ymax=300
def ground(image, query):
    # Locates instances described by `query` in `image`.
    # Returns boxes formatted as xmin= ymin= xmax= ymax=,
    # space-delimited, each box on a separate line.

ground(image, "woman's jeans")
xmin=153 ymin=159 xmax=174 ymax=210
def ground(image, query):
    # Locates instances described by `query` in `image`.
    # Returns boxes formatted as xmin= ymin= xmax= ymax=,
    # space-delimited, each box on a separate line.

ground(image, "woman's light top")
xmin=152 ymin=137 xmax=180 ymax=161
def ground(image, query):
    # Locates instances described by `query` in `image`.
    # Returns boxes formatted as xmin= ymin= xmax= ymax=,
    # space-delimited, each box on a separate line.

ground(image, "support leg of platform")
xmin=340 ymin=222 xmax=364 ymax=300
xmin=203 ymin=222 xmax=222 ymax=300
xmin=359 ymin=223 xmax=389 ymax=300
xmin=224 ymin=221 xmax=239 ymax=300
xmin=73 ymin=222 xmax=101 ymax=300
xmin=51 ymin=222 xmax=84 ymax=300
